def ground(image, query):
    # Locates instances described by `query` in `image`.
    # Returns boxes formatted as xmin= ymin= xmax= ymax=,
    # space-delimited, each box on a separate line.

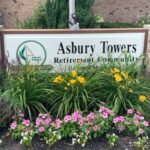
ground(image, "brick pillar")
xmin=144 ymin=25 xmax=150 ymax=77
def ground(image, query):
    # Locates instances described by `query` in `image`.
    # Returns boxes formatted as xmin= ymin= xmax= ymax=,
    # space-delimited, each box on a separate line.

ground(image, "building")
xmin=0 ymin=0 xmax=150 ymax=28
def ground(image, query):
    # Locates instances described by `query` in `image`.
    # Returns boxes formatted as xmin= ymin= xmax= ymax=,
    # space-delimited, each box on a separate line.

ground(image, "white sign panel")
xmin=3 ymin=31 xmax=146 ymax=67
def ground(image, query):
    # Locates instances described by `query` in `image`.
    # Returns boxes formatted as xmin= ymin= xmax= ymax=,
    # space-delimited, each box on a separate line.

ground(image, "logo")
xmin=16 ymin=40 xmax=46 ymax=65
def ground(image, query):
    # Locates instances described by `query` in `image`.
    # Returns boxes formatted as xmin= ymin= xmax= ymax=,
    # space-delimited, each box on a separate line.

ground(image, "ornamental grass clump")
xmin=49 ymin=66 xmax=100 ymax=117
xmin=96 ymin=54 xmax=150 ymax=118
xmin=1 ymin=65 xmax=52 ymax=119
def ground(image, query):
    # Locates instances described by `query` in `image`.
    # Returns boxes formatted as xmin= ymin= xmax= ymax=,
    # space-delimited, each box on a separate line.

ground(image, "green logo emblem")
xmin=16 ymin=40 xmax=46 ymax=65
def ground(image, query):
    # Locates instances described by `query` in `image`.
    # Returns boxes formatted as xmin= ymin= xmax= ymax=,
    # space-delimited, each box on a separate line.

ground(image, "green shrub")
xmin=137 ymin=16 xmax=150 ymax=27
xmin=95 ymin=54 xmax=150 ymax=118
xmin=1 ymin=65 xmax=52 ymax=119
xmin=17 ymin=0 xmax=99 ymax=29
xmin=48 ymin=65 xmax=101 ymax=117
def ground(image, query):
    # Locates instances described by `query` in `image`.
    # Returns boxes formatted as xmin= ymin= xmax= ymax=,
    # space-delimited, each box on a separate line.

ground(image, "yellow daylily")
xmin=114 ymin=74 xmax=122 ymax=82
xmin=53 ymin=75 xmax=63 ymax=84
xmin=71 ymin=70 xmax=77 ymax=78
xmin=139 ymin=95 xmax=146 ymax=102
xmin=69 ymin=79 xmax=76 ymax=85
xmin=77 ymin=76 xmax=86 ymax=84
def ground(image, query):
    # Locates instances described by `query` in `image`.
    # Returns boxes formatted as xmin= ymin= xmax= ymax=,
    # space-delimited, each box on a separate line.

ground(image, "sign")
xmin=0 ymin=29 xmax=148 ymax=68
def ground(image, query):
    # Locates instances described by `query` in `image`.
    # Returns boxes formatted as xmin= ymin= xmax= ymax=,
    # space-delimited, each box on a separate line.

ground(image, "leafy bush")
xmin=48 ymin=66 xmax=100 ymax=117
xmin=1 ymin=65 xmax=52 ymax=119
xmin=137 ymin=16 xmax=150 ymax=27
xmin=94 ymin=54 xmax=150 ymax=118
xmin=17 ymin=0 xmax=99 ymax=29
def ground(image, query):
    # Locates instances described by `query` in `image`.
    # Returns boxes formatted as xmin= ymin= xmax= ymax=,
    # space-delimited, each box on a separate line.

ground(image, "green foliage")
xmin=1 ymin=65 xmax=52 ymax=119
xmin=17 ymin=0 xmax=99 ymax=29
xmin=94 ymin=54 xmax=150 ymax=118
xmin=48 ymin=66 xmax=99 ymax=117
xmin=137 ymin=16 xmax=150 ymax=27
xmin=106 ymin=133 xmax=119 ymax=148
xmin=76 ymin=0 xmax=99 ymax=28
xmin=0 ymin=97 xmax=14 ymax=127
xmin=17 ymin=2 xmax=47 ymax=29
xmin=100 ymin=22 xmax=137 ymax=28
xmin=133 ymin=136 xmax=149 ymax=150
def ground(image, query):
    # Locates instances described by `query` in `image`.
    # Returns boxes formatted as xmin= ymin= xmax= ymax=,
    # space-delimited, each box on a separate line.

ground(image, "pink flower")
xmin=87 ymin=112 xmax=94 ymax=119
xmin=134 ymin=121 xmax=139 ymax=126
xmin=143 ymin=121 xmax=149 ymax=127
xmin=10 ymin=121 xmax=17 ymax=129
xmin=19 ymin=113 xmax=24 ymax=117
xmin=118 ymin=126 xmax=125 ymax=131
xmin=41 ymin=114 xmax=47 ymax=119
xmin=36 ymin=118 xmax=43 ymax=127
xmin=127 ymin=109 xmax=133 ymax=114
xmin=55 ymin=119 xmax=62 ymax=128
xmin=134 ymin=114 xmax=144 ymax=120
xmin=138 ymin=128 xmax=144 ymax=135
xmin=39 ymin=127 xmax=45 ymax=132
xmin=78 ymin=119 xmax=83 ymax=126
xmin=99 ymin=106 xmax=105 ymax=113
xmin=113 ymin=118 xmax=119 ymax=124
xmin=101 ymin=112 xmax=108 ymax=118
xmin=72 ymin=111 xmax=81 ymax=122
xmin=43 ymin=118 xmax=51 ymax=125
xmin=87 ymin=119 xmax=94 ymax=125
xmin=85 ymin=128 xmax=90 ymax=134
xmin=93 ymin=125 xmax=99 ymax=131
xmin=50 ymin=122 xmax=55 ymax=127
xmin=64 ymin=115 xmax=72 ymax=123
xmin=22 ymin=119 xmax=30 ymax=126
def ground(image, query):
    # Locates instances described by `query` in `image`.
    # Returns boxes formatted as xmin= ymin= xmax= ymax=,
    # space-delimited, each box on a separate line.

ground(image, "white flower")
xmin=81 ymin=143 xmax=85 ymax=147
xmin=20 ymin=139 xmax=23 ymax=144
xmin=77 ymin=139 xmax=80 ymax=143
xmin=23 ymin=136 xmax=28 ymax=140
xmin=58 ymin=135 xmax=61 ymax=140
xmin=0 ymin=139 xmax=2 ymax=145
xmin=72 ymin=138 xmax=76 ymax=145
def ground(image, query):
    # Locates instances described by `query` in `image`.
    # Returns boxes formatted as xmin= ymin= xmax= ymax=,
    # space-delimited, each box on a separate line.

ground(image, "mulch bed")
xmin=0 ymin=129 xmax=150 ymax=150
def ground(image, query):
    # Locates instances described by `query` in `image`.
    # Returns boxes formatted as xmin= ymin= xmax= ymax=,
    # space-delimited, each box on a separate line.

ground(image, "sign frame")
xmin=0 ymin=28 xmax=149 ymax=69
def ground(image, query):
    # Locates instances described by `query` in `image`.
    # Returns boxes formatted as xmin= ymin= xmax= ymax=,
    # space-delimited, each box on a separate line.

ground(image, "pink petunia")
xmin=143 ymin=121 xmax=149 ymax=127
xmin=134 ymin=121 xmax=139 ymax=126
xmin=127 ymin=109 xmax=133 ymax=114
xmin=138 ymin=128 xmax=144 ymax=135
xmin=93 ymin=125 xmax=99 ymax=131
xmin=39 ymin=127 xmax=45 ymax=132
xmin=22 ymin=119 xmax=30 ymax=126
xmin=64 ymin=115 xmax=72 ymax=123
xmin=10 ymin=121 xmax=17 ymax=129
xmin=87 ymin=112 xmax=94 ymax=119
xmin=118 ymin=126 xmax=125 ymax=131
xmin=43 ymin=117 xmax=51 ymax=125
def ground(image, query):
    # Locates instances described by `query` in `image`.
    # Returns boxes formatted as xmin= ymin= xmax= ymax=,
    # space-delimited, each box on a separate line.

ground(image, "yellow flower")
xmin=129 ymin=89 xmax=133 ymax=93
xmin=121 ymin=71 xmax=129 ymax=80
xmin=53 ymin=75 xmax=63 ymax=84
xmin=114 ymin=74 xmax=122 ymax=82
xmin=71 ymin=70 xmax=77 ymax=78
xmin=139 ymin=95 xmax=146 ymax=102
xmin=69 ymin=79 xmax=76 ymax=85
xmin=77 ymin=76 xmax=85 ymax=84
xmin=112 ymin=68 xmax=120 ymax=74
